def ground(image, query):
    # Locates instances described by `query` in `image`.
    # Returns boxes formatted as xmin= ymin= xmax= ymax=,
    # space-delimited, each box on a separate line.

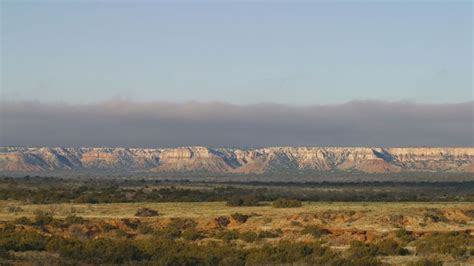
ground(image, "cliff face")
xmin=0 ymin=146 xmax=473 ymax=174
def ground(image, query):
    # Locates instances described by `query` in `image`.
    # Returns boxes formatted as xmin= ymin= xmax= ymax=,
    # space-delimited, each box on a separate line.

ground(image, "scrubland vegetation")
xmin=1 ymin=177 xmax=473 ymax=204
xmin=0 ymin=177 xmax=472 ymax=264
xmin=1 ymin=206 xmax=472 ymax=265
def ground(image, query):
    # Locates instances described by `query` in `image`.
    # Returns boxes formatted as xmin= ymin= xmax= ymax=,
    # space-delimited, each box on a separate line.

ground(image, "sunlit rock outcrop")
xmin=0 ymin=146 xmax=472 ymax=174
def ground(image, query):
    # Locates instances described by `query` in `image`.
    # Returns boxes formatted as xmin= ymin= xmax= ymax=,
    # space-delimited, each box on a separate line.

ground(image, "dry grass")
xmin=1 ymin=200 xmax=473 ymax=265
xmin=0 ymin=200 xmax=471 ymax=218
xmin=1 ymin=200 xmax=472 ymax=231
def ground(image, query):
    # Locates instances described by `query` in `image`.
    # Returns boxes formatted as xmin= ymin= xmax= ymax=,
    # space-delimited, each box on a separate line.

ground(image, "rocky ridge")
xmin=0 ymin=146 xmax=473 ymax=174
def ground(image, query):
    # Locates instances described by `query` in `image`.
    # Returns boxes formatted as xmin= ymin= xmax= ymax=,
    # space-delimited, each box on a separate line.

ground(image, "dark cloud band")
xmin=1 ymin=100 xmax=472 ymax=147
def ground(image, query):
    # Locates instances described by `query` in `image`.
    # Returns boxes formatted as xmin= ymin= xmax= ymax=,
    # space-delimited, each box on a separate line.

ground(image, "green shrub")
xmin=374 ymin=239 xmax=409 ymax=256
xmin=6 ymin=206 xmax=23 ymax=213
xmin=46 ymin=236 xmax=83 ymax=258
xmin=138 ymin=224 xmax=155 ymax=234
xmin=415 ymin=232 xmax=470 ymax=258
xmin=395 ymin=228 xmax=415 ymax=243
xmin=155 ymin=226 xmax=181 ymax=239
xmin=13 ymin=216 xmax=32 ymax=225
xmin=258 ymin=229 xmax=282 ymax=239
xmin=0 ymin=230 xmax=49 ymax=251
xmin=82 ymin=239 xmax=139 ymax=263
xmin=240 ymin=231 xmax=259 ymax=243
xmin=168 ymin=218 xmax=197 ymax=230
xmin=33 ymin=210 xmax=53 ymax=226
xmin=68 ymin=224 xmax=90 ymax=240
xmin=114 ymin=229 xmax=130 ymax=239
xmin=226 ymin=195 xmax=259 ymax=207
xmin=0 ymin=246 xmax=10 ymax=259
xmin=65 ymin=214 xmax=86 ymax=225
xmin=301 ymin=225 xmax=330 ymax=238
xmin=272 ymin=198 xmax=302 ymax=208
xmin=50 ymin=218 xmax=65 ymax=228
xmin=423 ymin=209 xmax=448 ymax=223
xmin=347 ymin=239 xmax=408 ymax=258
xmin=347 ymin=241 xmax=378 ymax=258
xmin=214 ymin=230 xmax=240 ymax=241
xmin=245 ymin=241 xmax=334 ymax=264
xmin=102 ymin=223 xmax=118 ymax=232
xmin=181 ymin=228 xmax=203 ymax=241
xmin=1 ymin=223 xmax=16 ymax=233
xmin=154 ymin=218 xmax=198 ymax=239
xmin=50 ymin=238 xmax=140 ymax=263
xmin=343 ymin=241 xmax=382 ymax=265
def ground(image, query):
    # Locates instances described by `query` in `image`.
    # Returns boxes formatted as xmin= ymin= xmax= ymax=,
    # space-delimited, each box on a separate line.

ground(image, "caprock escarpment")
xmin=0 ymin=146 xmax=473 ymax=175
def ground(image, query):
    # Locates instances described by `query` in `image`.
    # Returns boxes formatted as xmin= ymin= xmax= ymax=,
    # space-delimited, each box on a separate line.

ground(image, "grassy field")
xmin=1 ymin=200 xmax=473 ymax=265
xmin=1 ymin=200 xmax=472 ymax=231
xmin=1 ymin=200 xmax=472 ymax=217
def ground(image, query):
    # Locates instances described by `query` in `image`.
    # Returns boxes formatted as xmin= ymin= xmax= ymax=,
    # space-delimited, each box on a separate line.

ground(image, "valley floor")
xmin=0 ymin=201 xmax=473 ymax=265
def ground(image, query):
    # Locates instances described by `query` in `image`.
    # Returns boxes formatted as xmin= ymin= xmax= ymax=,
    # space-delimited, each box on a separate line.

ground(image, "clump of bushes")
xmin=423 ymin=209 xmax=448 ymax=223
xmin=154 ymin=218 xmax=198 ymax=239
xmin=258 ymin=229 xmax=282 ymax=239
xmin=0 ymin=246 xmax=10 ymax=259
xmin=68 ymin=224 xmax=90 ymax=240
xmin=33 ymin=210 xmax=53 ymax=226
xmin=215 ymin=216 xmax=231 ymax=228
xmin=120 ymin=218 xmax=140 ymax=230
xmin=102 ymin=223 xmax=118 ymax=232
xmin=231 ymin=213 xmax=249 ymax=223
xmin=0 ymin=230 xmax=49 ymax=252
xmin=226 ymin=195 xmax=260 ymax=207
xmin=342 ymin=241 xmax=382 ymax=266
xmin=6 ymin=206 xmax=23 ymax=213
xmin=347 ymin=240 xmax=378 ymax=257
xmin=347 ymin=239 xmax=408 ymax=258
xmin=138 ymin=224 xmax=155 ymax=234
xmin=395 ymin=228 xmax=415 ymax=244
xmin=245 ymin=241 xmax=336 ymax=264
xmin=375 ymin=239 xmax=409 ymax=256
xmin=113 ymin=228 xmax=130 ymax=239
xmin=462 ymin=209 xmax=474 ymax=218
xmin=181 ymin=228 xmax=204 ymax=241
xmin=14 ymin=216 xmax=32 ymax=225
xmin=213 ymin=229 xmax=240 ymax=242
xmin=415 ymin=232 xmax=470 ymax=258
xmin=1 ymin=223 xmax=16 ymax=233
xmin=301 ymin=225 xmax=330 ymax=238
xmin=155 ymin=226 xmax=181 ymax=239
xmin=240 ymin=231 xmax=258 ymax=243
xmin=0 ymin=225 xmax=414 ymax=266
xmin=135 ymin=207 xmax=159 ymax=217
xmin=272 ymin=198 xmax=302 ymax=208
xmin=64 ymin=214 xmax=86 ymax=225
xmin=168 ymin=218 xmax=197 ymax=230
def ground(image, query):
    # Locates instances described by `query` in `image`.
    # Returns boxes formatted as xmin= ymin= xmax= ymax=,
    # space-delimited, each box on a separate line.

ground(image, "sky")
xmin=0 ymin=1 xmax=473 ymax=147
xmin=1 ymin=1 xmax=472 ymax=104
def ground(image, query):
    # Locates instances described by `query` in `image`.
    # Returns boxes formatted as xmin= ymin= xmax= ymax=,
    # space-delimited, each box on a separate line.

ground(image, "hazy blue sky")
xmin=1 ymin=1 xmax=472 ymax=105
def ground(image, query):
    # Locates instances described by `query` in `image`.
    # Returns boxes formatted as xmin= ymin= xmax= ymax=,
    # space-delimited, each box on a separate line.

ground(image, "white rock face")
xmin=0 ymin=146 xmax=472 ymax=173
